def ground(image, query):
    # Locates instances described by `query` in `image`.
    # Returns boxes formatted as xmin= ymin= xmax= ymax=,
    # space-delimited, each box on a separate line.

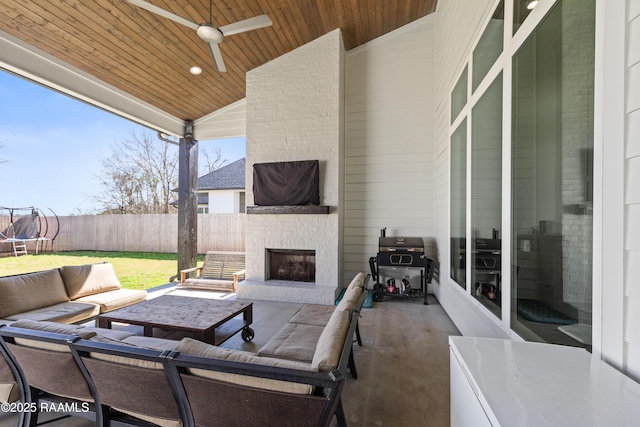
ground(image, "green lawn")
xmin=0 ymin=251 xmax=203 ymax=290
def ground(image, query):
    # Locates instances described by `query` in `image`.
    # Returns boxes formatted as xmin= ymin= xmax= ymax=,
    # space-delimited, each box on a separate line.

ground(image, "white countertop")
xmin=449 ymin=336 xmax=640 ymax=426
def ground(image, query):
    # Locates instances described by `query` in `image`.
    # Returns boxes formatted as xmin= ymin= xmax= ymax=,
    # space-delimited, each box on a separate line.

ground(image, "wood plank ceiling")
xmin=0 ymin=0 xmax=437 ymax=122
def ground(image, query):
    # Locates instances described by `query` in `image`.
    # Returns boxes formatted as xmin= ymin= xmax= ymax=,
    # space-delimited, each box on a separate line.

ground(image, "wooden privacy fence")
xmin=1 ymin=214 xmax=245 ymax=254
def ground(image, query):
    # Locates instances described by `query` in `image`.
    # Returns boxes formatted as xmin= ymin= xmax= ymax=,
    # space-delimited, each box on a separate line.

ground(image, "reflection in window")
xmin=513 ymin=0 xmax=538 ymax=35
xmin=471 ymin=74 xmax=503 ymax=318
xmin=511 ymin=0 xmax=595 ymax=349
xmin=450 ymin=120 xmax=467 ymax=289
xmin=472 ymin=1 xmax=504 ymax=92
xmin=451 ymin=66 xmax=468 ymax=124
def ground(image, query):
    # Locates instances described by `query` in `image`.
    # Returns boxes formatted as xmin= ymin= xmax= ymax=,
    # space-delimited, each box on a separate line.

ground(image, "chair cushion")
xmin=73 ymin=288 xmax=147 ymax=313
xmin=61 ymin=263 xmax=122 ymax=299
xmin=175 ymin=337 xmax=316 ymax=395
xmin=347 ymin=272 xmax=367 ymax=290
xmin=0 ymin=269 xmax=69 ymax=318
xmin=121 ymin=336 xmax=179 ymax=351
xmin=311 ymin=309 xmax=350 ymax=372
xmin=257 ymin=323 xmax=324 ymax=363
xmin=287 ymin=304 xmax=335 ymax=327
xmin=336 ymin=286 xmax=363 ymax=313
xmin=9 ymin=319 xmax=97 ymax=352
xmin=3 ymin=301 xmax=100 ymax=324
xmin=0 ymin=356 xmax=18 ymax=403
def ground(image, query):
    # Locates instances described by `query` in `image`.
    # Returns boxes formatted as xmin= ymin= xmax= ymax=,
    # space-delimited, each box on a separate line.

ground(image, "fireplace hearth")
xmin=266 ymin=249 xmax=315 ymax=283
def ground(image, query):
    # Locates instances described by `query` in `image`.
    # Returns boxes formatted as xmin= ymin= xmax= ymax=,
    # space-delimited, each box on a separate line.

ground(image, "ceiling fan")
xmin=128 ymin=0 xmax=272 ymax=72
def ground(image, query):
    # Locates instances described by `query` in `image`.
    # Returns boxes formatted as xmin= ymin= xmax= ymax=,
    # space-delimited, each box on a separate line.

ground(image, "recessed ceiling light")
xmin=526 ymin=0 xmax=539 ymax=10
xmin=190 ymin=66 xmax=203 ymax=75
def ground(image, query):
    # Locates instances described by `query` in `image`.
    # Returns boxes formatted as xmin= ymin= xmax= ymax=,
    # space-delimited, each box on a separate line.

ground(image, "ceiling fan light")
xmin=526 ymin=0 xmax=539 ymax=10
xmin=197 ymin=25 xmax=224 ymax=43
xmin=190 ymin=66 xmax=202 ymax=75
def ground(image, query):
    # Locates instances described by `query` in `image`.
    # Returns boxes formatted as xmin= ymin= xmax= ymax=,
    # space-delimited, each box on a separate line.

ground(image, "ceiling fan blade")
xmin=128 ymin=0 xmax=199 ymax=31
xmin=219 ymin=15 xmax=272 ymax=36
xmin=207 ymin=42 xmax=226 ymax=72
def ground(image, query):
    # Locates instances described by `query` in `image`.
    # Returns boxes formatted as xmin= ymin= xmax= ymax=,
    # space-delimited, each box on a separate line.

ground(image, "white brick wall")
xmin=239 ymin=30 xmax=345 ymax=304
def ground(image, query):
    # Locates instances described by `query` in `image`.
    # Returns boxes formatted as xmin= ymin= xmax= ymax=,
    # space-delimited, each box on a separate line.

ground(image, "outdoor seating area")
xmin=0 ymin=270 xmax=387 ymax=427
xmin=0 ymin=263 xmax=147 ymax=324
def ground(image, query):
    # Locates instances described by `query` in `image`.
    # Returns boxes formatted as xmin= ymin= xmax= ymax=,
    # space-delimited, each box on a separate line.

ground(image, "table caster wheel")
xmin=242 ymin=327 xmax=255 ymax=342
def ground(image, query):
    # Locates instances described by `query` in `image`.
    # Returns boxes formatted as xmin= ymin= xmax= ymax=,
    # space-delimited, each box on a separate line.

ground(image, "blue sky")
xmin=0 ymin=71 xmax=245 ymax=215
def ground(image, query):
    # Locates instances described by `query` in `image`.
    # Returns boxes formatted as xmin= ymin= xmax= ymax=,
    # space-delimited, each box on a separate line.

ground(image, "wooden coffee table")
xmin=97 ymin=295 xmax=254 ymax=345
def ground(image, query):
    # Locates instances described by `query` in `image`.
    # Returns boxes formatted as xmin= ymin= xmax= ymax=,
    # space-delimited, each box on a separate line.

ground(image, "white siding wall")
xmin=343 ymin=17 xmax=435 ymax=288
xmin=193 ymin=99 xmax=246 ymax=140
xmin=207 ymin=190 xmax=241 ymax=214
xmin=624 ymin=0 xmax=640 ymax=381
xmin=433 ymin=0 xmax=509 ymax=337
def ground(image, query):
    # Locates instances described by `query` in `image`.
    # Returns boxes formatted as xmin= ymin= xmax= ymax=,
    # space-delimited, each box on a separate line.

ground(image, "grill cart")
xmin=369 ymin=234 xmax=434 ymax=305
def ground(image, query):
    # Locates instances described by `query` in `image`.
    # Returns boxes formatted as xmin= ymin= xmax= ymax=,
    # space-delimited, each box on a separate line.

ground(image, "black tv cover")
xmin=253 ymin=160 xmax=320 ymax=206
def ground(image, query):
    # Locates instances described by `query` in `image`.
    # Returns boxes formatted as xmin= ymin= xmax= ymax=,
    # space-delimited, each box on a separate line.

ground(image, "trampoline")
xmin=0 ymin=206 xmax=59 ymax=256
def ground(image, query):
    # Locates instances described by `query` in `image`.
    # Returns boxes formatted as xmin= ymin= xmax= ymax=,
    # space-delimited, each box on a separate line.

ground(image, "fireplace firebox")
xmin=266 ymin=249 xmax=316 ymax=283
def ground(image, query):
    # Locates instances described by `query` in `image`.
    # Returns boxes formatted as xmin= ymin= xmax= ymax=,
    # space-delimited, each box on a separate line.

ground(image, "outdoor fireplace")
xmin=266 ymin=249 xmax=316 ymax=283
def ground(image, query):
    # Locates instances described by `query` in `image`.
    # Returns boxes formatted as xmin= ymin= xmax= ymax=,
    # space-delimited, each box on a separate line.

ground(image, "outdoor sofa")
xmin=0 ymin=262 xmax=147 ymax=325
xmin=0 ymin=272 xmax=369 ymax=427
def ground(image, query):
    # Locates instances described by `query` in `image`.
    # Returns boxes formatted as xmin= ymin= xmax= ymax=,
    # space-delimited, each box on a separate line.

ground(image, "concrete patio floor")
xmin=0 ymin=286 xmax=460 ymax=427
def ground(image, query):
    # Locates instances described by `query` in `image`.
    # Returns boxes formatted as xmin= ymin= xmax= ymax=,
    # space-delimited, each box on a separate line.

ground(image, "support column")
xmin=177 ymin=121 xmax=198 ymax=276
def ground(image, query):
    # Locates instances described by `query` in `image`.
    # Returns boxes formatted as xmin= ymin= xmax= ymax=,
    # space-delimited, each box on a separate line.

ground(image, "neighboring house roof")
xmin=169 ymin=193 xmax=208 ymax=207
xmin=198 ymin=158 xmax=246 ymax=191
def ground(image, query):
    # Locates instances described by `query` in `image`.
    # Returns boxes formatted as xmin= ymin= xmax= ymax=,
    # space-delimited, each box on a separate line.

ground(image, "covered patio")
xmin=0 ymin=285 xmax=459 ymax=426
xmin=1 ymin=0 xmax=640 ymax=426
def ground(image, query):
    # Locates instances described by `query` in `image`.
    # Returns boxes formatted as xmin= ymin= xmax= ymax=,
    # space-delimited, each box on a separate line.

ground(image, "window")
xmin=471 ymin=74 xmax=503 ymax=317
xmin=473 ymin=1 xmax=504 ymax=92
xmin=450 ymin=120 xmax=467 ymax=289
xmin=511 ymin=0 xmax=595 ymax=347
xmin=451 ymin=66 xmax=468 ymax=124
xmin=448 ymin=0 xmax=595 ymax=350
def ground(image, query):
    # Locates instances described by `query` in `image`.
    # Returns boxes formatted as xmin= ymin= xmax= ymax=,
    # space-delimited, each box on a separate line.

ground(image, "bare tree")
xmin=95 ymin=130 xmax=179 ymax=214
xmin=200 ymin=146 xmax=227 ymax=174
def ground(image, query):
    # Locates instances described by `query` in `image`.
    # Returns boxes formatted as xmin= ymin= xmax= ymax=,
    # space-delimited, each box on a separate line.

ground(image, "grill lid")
xmin=379 ymin=236 xmax=424 ymax=252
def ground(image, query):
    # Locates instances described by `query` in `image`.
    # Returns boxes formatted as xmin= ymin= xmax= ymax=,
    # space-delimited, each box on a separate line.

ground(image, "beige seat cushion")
xmin=175 ymin=337 xmax=316 ymax=395
xmin=121 ymin=336 xmax=179 ymax=351
xmin=0 ymin=269 xmax=70 ymax=318
xmin=9 ymin=319 xmax=97 ymax=352
xmin=311 ymin=309 xmax=350 ymax=372
xmin=336 ymin=286 xmax=363 ymax=313
xmin=347 ymin=272 xmax=367 ymax=290
xmin=61 ymin=263 xmax=122 ymax=300
xmin=4 ymin=301 xmax=100 ymax=324
xmin=0 ymin=357 xmax=19 ymax=403
xmin=287 ymin=304 xmax=335 ymax=327
xmin=73 ymin=288 xmax=147 ymax=313
xmin=82 ymin=327 xmax=137 ymax=341
xmin=257 ymin=323 xmax=324 ymax=363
